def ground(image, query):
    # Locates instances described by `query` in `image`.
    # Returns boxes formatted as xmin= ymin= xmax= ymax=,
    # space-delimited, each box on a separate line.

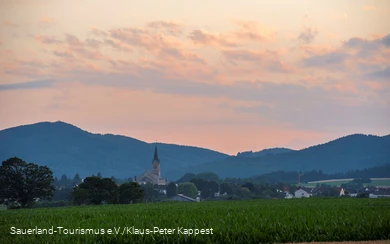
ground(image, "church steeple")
xmin=153 ymin=145 xmax=160 ymax=163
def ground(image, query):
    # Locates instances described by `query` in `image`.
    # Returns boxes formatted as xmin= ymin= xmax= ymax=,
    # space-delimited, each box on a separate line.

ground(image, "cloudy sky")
xmin=0 ymin=0 xmax=389 ymax=155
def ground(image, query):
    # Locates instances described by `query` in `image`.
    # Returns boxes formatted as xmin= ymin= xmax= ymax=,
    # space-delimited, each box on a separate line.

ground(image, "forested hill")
xmin=0 ymin=121 xmax=228 ymax=179
xmin=166 ymin=134 xmax=390 ymax=179
xmin=236 ymin=148 xmax=294 ymax=157
xmin=1 ymin=121 xmax=389 ymax=180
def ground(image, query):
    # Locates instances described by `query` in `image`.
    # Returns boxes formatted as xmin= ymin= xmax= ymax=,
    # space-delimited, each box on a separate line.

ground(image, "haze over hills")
xmin=0 ymin=121 xmax=228 ymax=179
xmin=167 ymin=134 xmax=390 ymax=179
xmin=0 ymin=121 xmax=389 ymax=180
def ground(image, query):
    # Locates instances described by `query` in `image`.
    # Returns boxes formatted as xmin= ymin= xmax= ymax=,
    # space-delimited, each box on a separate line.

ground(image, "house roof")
xmin=175 ymin=194 xmax=196 ymax=202
xmin=295 ymin=189 xmax=309 ymax=194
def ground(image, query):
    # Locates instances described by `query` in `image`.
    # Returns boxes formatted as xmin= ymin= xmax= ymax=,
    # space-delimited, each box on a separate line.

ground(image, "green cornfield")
xmin=1 ymin=198 xmax=389 ymax=243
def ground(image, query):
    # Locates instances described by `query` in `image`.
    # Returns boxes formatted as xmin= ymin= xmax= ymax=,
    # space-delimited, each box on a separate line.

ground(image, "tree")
xmin=118 ymin=182 xmax=144 ymax=204
xmin=177 ymin=182 xmax=198 ymax=199
xmin=199 ymin=181 xmax=219 ymax=198
xmin=167 ymin=182 xmax=177 ymax=197
xmin=290 ymin=185 xmax=297 ymax=194
xmin=59 ymin=174 xmax=71 ymax=187
xmin=220 ymin=182 xmax=233 ymax=195
xmin=176 ymin=173 xmax=196 ymax=184
xmin=242 ymin=182 xmax=255 ymax=192
xmin=0 ymin=157 xmax=55 ymax=209
xmin=71 ymin=176 xmax=118 ymax=205
xmin=72 ymin=173 xmax=82 ymax=186
xmin=141 ymin=182 xmax=160 ymax=202
xmin=238 ymin=187 xmax=251 ymax=198
xmin=196 ymin=172 xmax=219 ymax=182
xmin=190 ymin=178 xmax=206 ymax=191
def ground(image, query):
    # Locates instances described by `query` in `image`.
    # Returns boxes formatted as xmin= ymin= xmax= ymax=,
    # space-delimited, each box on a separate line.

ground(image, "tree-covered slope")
xmin=167 ymin=134 xmax=390 ymax=179
xmin=0 ymin=121 xmax=228 ymax=179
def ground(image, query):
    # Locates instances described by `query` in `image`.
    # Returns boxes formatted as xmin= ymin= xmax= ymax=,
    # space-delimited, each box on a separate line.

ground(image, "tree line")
xmin=2 ymin=157 xmax=388 ymax=209
xmin=0 ymin=157 xmax=146 ymax=209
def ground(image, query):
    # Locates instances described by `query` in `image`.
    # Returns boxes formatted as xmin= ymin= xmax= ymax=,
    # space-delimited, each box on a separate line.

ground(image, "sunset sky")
xmin=0 ymin=0 xmax=389 ymax=155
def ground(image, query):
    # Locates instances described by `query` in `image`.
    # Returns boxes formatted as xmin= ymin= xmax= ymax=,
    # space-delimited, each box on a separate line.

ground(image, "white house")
xmin=339 ymin=188 xmax=345 ymax=196
xmin=285 ymin=192 xmax=294 ymax=199
xmin=295 ymin=189 xmax=310 ymax=198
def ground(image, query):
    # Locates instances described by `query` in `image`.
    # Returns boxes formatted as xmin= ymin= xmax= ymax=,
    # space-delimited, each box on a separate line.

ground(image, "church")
xmin=134 ymin=146 xmax=168 ymax=186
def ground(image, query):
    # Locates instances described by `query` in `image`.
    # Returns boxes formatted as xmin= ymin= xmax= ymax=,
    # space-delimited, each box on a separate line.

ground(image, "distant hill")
xmin=1 ymin=122 xmax=389 ymax=181
xmin=0 ymin=121 xmax=228 ymax=179
xmin=167 ymin=134 xmax=390 ymax=179
xmin=237 ymin=148 xmax=294 ymax=157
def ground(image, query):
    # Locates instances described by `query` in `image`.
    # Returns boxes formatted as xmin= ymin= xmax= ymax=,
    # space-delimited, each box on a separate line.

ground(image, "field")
xmin=1 ymin=198 xmax=390 ymax=244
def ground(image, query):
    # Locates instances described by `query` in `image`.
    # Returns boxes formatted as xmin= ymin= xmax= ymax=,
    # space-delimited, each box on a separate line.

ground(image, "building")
xmin=135 ymin=146 xmax=168 ymax=186
xmin=294 ymin=189 xmax=310 ymax=198
xmin=171 ymin=194 xmax=197 ymax=202
xmin=285 ymin=192 xmax=294 ymax=199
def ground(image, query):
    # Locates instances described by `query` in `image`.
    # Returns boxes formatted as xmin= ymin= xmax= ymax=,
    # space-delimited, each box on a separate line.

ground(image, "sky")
xmin=0 ymin=0 xmax=389 ymax=155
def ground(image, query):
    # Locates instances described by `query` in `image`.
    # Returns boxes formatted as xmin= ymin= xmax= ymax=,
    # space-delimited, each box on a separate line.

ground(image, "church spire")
xmin=153 ymin=145 xmax=160 ymax=162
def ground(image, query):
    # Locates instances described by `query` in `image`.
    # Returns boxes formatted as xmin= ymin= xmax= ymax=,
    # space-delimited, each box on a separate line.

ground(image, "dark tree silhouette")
xmin=118 ymin=182 xmax=144 ymax=204
xmin=71 ymin=176 xmax=118 ymax=205
xmin=167 ymin=182 xmax=177 ymax=197
xmin=0 ymin=157 xmax=55 ymax=209
xmin=178 ymin=182 xmax=198 ymax=199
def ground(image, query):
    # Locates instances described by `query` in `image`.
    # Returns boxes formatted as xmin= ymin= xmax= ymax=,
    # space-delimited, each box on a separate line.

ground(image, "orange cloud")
xmin=362 ymin=5 xmax=388 ymax=13
xmin=232 ymin=20 xmax=276 ymax=42
xmin=188 ymin=20 xmax=275 ymax=48
xmin=106 ymin=25 xmax=206 ymax=69
xmin=364 ymin=5 xmax=377 ymax=11
xmin=39 ymin=16 xmax=56 ymax=25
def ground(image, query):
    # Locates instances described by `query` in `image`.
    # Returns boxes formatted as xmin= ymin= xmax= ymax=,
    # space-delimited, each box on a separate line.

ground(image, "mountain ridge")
xmin=0 ymin=121 xmax=229 ymax=179
xmin=1 ymin=121 xmax=389 ymax=180
xmin=166 ymin=133 xmax=390 ymax=179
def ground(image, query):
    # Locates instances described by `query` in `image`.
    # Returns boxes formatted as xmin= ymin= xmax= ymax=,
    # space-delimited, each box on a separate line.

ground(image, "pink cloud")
xmin=221 ymin=49 xmax=295 ymax=74
xmin=53 ymin=49 xmax=74 ymax=58
xmin=267 ymin=60 xmax=298 ymax=74
xmin=232 ymin=20 xmax=276 ymax=42
xmin=61 ymin=34 xmax=107 ymax=60
xmin=2 ymin=61 xmax=47 ymax=78
xmin=188 ymin=21 xmax=275 ymax=48
xmin=65 ymin=34 xmax=82 ymax=46
xmin=103 ymin=38 xmax=132 ymax=53
xmin=159 ymin=47 xmax=207 ymax=65
xmin=300 ymin=44 xmax=336 ymax=55
xmin=106 ymin=25 xmax=205 ymax=68
xmin=147 ymin=20 xmax=183 ymax=36
xmin=188 ymin=29 xmax=237 ymax=47
xmin=90 ymin=28 xmax=108 ymax=37
xmin=34 ymin=35 xmax=62 ymax=44
xmin=3 ymin=20 xmax=18 ymax=27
